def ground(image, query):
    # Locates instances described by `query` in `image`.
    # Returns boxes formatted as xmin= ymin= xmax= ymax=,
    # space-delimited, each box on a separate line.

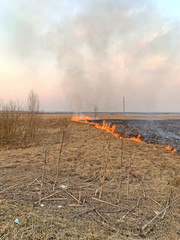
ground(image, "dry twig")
xmin=149 ymin=197 xmax=161 ymax=206
xmin=121 ymin=197 xmax=142 ymax=220
xmin=86 ymin=200 xmax=108 ymax=223
xmin=91 ymin=197 xmax=117 ymax=207
xmin=42 ymin=198 xmax=67 ymax=201
xmin=38 ymin=190 xmax=62 ymax=202
xmin=141 ymin=196 xmax=180 ymax=232
xmin=161 ymin=188 xmax=173 ymax=219
xmin=26 ymin=177 xmax=41 ymax=188
xmin=61 ymin=188 xmax=80 ymax=203
xmin=0 ymin=176 xmax=30 ymax=194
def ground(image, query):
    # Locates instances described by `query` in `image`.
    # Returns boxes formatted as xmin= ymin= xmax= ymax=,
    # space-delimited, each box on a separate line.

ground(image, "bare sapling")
xmin=141 ymin=170 xmax=147 ymax=198
xmin=120 ymin=138 xmax=124 ymax=167
xmin=127 ymin=165 xmax=130 ymax=203
xmin=39 ymin=147 xmax=48 ymax=204
xmin=99 ymin=137 xmax=110 ymax=199
xmin=53 ymin=119 xmax=69 ymax=191
xmin=78 ymin=189 xmax=82 ymax=203
xmin=117 ymin=138 xmax=124 ymax=202
xmin=117 ymin=169 xmax=122 ymax=203
xmin=126 ymin=152 xmax=133 ymax=203
xmin=53 ymin=130 xmax=65 ymax=191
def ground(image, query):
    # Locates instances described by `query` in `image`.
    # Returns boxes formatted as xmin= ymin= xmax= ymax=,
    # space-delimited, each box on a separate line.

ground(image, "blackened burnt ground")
xmin=93 ymin=119 xmax=180 ymax=155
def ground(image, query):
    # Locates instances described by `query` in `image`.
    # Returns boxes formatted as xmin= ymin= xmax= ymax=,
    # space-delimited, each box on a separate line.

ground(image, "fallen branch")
xmin=91 ymin=197 xmax=117 ymax=207
xmin=62 ymin=189 xmax=80 ymax=203
xmin=161 ymin=189 xmax=173 ymax=219
xmin=86 ymin=200 xmax=117 ymax=232
xmin=142 ymin=196 xmax=180 ymax=232
xmin=149 ymin=197 xmax=161 ymax=206
xmin=121 ymin=197 xmax=142 ymax=220
xmin=73 ymin=209 xmax=96 ymax=218
xmin=37 ymin=191 xmax=62 ymax=202
xmin=86 ymin=200 xmax=108 ymax=223
xmin=69 ymin=204 xmax=83 ymax=207
xmin=42 ymin=198 xmax=67 ymax=201
xmin=0 ymin=176 xmax=31 ymax=194
xmin=27 ymin=177 xmax=41 ymax=188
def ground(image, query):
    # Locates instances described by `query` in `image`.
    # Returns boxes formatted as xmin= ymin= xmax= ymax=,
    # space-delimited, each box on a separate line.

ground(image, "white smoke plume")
xmin=1 ymin=0 xmax=180 ymax=112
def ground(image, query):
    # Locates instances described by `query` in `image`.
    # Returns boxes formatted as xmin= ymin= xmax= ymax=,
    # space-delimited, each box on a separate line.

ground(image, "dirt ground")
xmin=0 ymin=114 xmax=180 ymax=239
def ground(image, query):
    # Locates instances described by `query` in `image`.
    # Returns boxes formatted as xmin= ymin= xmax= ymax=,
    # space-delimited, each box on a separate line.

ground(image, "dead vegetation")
xmin=0 ymin=115 xmax=180 ymax=239
xmin=0 ymin=90 xmax=41 ymax=148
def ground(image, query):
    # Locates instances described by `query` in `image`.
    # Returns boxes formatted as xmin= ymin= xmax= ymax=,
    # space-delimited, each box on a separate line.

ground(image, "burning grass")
xmin=71 ymin=115 xmax=177 ymax=154
xmin=0 ymin=115 xmax=180 ymax=239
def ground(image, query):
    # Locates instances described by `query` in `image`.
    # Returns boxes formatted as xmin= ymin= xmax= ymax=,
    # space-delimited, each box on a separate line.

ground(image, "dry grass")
xmin=40 ymin=112 xmax=180 ymax=120
xmin=0 ymin=114 xmax=180 ymax=239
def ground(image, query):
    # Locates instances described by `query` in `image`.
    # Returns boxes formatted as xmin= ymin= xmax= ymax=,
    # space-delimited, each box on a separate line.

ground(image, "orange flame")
xmin=71 ymin=115 xmax=91 ymax=121
xmin=129 ymin=134 xmax=146 ymax=143
xmin=71 ymin=115 xmax=145 ymax=143
xmin=71 ymin=115 xmax=177 ymax=155
xmin=165 ymin=145 xmax=177 ymax=155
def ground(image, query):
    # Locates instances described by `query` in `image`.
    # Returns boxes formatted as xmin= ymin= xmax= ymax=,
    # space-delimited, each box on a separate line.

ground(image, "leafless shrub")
xmin=0 ymin=90 xmax=42 ymax=147
xmin=0 ymin=100 xmax=22 ymax=146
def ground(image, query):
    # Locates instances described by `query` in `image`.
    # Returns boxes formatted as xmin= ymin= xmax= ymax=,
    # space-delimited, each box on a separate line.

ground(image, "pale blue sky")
xmin=0 ymin=0 xmax=180 ymax=112
xmin=155 ymin=0 xmax=180 ymax=19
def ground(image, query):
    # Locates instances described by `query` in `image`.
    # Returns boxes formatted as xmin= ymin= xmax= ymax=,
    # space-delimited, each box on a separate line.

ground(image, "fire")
xmin=71 ymin=115 xmax=145 ymax=143
xmin=71 ymin=115 xmax=177 ymax=155
xmin=129 ymin=134 xmax=146 ymax=143
xmin=165 ymin=145 xmax=177 ymax=155
xmin=71 ymin=115 xmax=91 ymax=121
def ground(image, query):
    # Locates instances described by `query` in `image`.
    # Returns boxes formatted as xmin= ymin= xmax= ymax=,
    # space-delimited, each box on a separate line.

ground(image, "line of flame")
xmin=71 ymin=115 xmax=177 ymax=155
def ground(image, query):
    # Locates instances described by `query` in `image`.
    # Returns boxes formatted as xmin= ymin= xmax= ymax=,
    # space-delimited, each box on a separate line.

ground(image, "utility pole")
xmin=94 ymin=105 xmax=98 ymax=119
xmin=123 ymin=96 xmax=125 ymax=113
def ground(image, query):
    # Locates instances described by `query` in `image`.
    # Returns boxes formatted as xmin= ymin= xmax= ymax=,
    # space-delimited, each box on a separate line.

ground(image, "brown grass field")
xmin=0 ymin=113 xmax=180 ymax=239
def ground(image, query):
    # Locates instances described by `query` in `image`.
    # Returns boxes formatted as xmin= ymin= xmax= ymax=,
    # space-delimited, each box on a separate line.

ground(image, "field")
xmin=0 ymin=113 xmax=180 ymax=239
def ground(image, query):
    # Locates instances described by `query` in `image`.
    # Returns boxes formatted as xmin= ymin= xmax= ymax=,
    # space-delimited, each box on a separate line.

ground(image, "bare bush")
xmin=0 ymin=90 xmax=42 ymax=148
xmin=0 ymin=100 xmax=22 ymax=146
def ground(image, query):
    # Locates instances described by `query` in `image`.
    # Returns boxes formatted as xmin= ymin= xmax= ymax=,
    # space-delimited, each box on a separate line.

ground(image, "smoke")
xmin=1 ymin=0 xmax=180 ymax=112
xmin=55 ymin=0 xmax=180 ymax=112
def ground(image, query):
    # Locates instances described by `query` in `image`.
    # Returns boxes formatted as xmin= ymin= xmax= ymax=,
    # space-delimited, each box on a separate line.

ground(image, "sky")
xmin=0 ymin=0 xmax=180 ymax=112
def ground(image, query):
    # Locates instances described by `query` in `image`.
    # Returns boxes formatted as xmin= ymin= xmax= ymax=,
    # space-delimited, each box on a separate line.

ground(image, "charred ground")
xmin=93 ymin=119 xmax=180 ymax=155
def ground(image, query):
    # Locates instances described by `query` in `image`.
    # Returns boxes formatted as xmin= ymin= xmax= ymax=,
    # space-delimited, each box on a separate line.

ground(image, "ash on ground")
xmin=95 ymin=119 xmax=180 ymax=155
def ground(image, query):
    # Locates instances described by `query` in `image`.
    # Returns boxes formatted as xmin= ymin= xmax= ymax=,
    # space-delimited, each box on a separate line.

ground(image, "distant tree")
xmin=27 ymin=89 xmax=40 ymax=113
xmin=25 ymin=90 xmax=41 ymax=142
